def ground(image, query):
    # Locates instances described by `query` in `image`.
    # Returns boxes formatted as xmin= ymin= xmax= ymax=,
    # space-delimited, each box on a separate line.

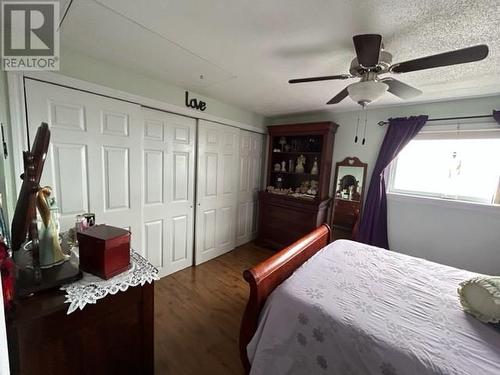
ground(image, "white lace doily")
xmin=61 ymin=250 xmax=159 ymax=314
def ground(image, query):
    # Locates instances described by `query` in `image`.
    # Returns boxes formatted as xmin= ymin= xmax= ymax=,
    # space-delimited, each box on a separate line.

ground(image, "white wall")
xmin=59 ymin=46 xmax=265 ymax=128
xmin=269 ymin=95 xmax=500 ymax=275
xmin=0 ymin=45 xmax=267 ymax=216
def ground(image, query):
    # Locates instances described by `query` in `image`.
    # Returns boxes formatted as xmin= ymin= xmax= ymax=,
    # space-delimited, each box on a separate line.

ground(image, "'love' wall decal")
xmin=185 ymin=91 xmax=207 ymax=111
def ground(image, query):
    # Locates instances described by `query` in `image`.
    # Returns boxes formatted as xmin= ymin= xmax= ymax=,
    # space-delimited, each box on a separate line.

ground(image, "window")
xmin=388 ymin=126 xmax=500 ymax=205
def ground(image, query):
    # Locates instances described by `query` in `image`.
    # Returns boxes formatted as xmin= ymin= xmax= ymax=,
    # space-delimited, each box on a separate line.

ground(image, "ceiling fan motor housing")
xmin=350 ymin=50 xmax=393 ymax=76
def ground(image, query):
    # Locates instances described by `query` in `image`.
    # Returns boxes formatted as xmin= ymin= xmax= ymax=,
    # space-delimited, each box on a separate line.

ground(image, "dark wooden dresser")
xmin=332 ymin=198 xmax=360 ymax=229
xmin=7 ymin=283 xmax=154 ymax=375
xmin=257 ymin=192 xmax=330 ymax=249
xmin=256 ymin=122 xmax=338 ymax=250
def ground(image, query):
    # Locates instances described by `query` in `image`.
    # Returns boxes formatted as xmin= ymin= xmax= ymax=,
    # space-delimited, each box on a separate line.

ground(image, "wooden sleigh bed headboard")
xmin=239 ymin=224 xmax=331 ymax=372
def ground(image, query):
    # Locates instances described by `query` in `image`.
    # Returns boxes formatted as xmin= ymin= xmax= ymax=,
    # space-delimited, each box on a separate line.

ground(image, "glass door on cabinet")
xmin=268 ymin=135 xmax=323 ymax=199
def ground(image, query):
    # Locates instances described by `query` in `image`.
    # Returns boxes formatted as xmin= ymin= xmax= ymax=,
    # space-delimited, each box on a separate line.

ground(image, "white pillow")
xmin=458 ymin=277 xmax=500 ymax=323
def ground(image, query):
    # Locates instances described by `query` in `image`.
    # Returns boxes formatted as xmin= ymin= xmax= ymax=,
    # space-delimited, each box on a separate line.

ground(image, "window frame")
xmin=386 ymin=120 xmax=500 ymax=206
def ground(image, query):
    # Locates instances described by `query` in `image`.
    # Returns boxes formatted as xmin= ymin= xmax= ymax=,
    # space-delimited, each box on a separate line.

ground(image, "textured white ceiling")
xmin=60 ymin=0 xmax=500 ymax=116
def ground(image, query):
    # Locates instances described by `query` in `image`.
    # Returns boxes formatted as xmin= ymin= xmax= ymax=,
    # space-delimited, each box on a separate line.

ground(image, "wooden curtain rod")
xmin=377 ymin=114 xmax=494 ymax=127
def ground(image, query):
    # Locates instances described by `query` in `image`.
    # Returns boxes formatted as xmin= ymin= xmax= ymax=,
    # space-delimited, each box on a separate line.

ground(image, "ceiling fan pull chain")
xmin=362 ymin=111 xmax=368 ymax=145
xmin=354 ymin=113 xmax=360 ymax=143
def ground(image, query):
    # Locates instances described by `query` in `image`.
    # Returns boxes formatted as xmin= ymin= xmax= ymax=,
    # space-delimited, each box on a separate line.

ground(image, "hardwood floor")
xmin=154 ymin=242 xmax=273 ymax=375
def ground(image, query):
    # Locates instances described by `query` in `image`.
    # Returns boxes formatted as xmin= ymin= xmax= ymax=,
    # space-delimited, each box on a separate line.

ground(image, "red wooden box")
xmin=77 ymin=225 xmax=131 ymax=280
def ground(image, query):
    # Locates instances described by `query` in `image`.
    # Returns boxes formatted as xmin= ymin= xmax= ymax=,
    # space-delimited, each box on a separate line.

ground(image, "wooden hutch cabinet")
xmin=256 ymin=122 xmax=338 ymax=249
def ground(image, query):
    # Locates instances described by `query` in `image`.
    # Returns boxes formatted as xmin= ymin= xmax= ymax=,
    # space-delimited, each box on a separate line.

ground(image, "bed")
xmin=239 ymin=225 xmax=500 ymax=374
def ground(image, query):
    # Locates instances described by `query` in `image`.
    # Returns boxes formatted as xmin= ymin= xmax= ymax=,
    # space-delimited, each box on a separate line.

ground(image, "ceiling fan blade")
xmin=390 ymin=45 xmax=489 ymax=73
xmin=326 ymin=87 xmax=349 ymax=105
xmin=381 ymin=78 xmax=422 ymax=99
xmin=352 ymin=34 xmax=382 ymax=68
xmin=288 ymin=74 xmax=352 ymax=84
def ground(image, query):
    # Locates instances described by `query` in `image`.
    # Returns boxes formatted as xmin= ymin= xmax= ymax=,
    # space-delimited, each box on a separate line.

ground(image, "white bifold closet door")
xmin=24 ymin=79 xmax=143 ymax=250
xmin=141 ymin=109 xmax=196 ymax=276
xmin=24 ymin=80 xmax=196 ymax=277
xmin=195 ymin=120 xmax=239 ymax=265
xmin=23 ymin=78 xmax=262 ymax=275
xmin=236 ymin=131 xmax=265 ymax=246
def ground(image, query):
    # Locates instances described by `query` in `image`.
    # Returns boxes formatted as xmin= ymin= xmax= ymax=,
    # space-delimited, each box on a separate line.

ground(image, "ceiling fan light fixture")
xmin=347 ymin=81 xmax=389 ymax=106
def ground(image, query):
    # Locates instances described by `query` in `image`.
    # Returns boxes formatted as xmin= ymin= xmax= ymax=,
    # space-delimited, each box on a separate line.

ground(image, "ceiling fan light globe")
xmin=347 ymin=81 xmax=389 ymax=105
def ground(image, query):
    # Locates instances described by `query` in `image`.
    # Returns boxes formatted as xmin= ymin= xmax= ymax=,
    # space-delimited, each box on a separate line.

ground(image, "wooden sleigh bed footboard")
xmin=239 ymin=224 xmax=331 ymax=372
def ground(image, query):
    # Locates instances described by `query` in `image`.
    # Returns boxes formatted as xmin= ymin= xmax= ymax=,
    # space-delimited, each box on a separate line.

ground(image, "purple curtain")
xmin=356 ymin=115 xmax=428 ymax=248
xmin=493 ymin=110 xmax=500 ymax=125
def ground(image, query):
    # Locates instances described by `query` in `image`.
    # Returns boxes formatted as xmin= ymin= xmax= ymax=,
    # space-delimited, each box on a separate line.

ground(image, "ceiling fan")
xmin=288 ymin=34 xmax=489 ymax=107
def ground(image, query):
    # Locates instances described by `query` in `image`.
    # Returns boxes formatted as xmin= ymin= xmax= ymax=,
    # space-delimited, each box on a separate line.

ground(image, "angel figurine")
xmin=295 ymin=155 xmax=306 ymax=174
xmin=36 ymin=186 xmax=68 ymax=268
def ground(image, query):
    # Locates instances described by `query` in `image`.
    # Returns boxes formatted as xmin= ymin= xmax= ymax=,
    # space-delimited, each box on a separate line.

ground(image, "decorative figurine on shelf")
xmin=310 ymin=157 xmax=319 ymax=175
xmin=276 ymin=176 xmax=283 ymax=189
xmin=281 ymin=161 xmax=286 ymax=172
xmin=295 ymin=154 xmax=306 ymax=174
xmin=36 ymin=186 xmax=68 ymax=268
xmin=308 ymin=180 xmax=319 ymax=196
xmin=274 ymin=163 xmax=281 ymax=172
xmin=291 ymin=180 xmax=317 ymax=199
xmin=279 ymin=136 xmax=287 ymax=152
xmin=299 ymin=180 xmax=310 ymax=194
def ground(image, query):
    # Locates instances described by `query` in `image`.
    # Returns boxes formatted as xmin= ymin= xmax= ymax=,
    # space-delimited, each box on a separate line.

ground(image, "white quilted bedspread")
xmin=247 ymin=240 xmax=500 ymax=375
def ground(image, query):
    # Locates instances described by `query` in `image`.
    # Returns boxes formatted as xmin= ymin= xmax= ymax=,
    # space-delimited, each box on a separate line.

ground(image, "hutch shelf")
xmin=256 ymin=122 xmax=338 ymax=250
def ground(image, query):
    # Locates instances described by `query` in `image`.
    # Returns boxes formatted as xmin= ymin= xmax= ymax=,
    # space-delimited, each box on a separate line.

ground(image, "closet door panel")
xmin=142 ymin=109 xmax=196 ymax=276
xmin=25 ymin=79 xmax=142 ymax=251
xmin=51 ymin=143 xmax=89 ymax=216
xmin=196 ymin=120 xmax=239 ymax=264
xmin=237 ymin=202 xmax=248 ymax=239
xmin=144 ymin=150 xmax=164 ymax=205
xmin=171 ymin=214 xmax=189 ymax=262
xmin=144 ymin=219 xmax=164 ymax=269
xmin=236 ymin=130 xmax=265 ymax=246
xmin=172 ymin=152 xmax=189 ymax=201
xmin=102 ymin=146 xmax=130 ymax=210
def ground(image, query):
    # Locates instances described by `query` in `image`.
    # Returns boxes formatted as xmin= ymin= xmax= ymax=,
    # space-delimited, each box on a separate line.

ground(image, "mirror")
xmin=330 ymin=157 xmax=367 ymax=240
